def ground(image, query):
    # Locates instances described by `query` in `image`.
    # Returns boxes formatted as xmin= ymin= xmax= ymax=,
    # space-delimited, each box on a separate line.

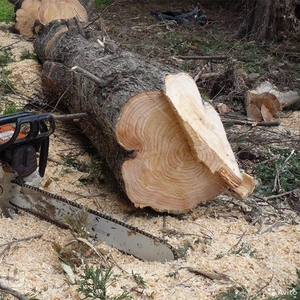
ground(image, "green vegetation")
xmin=0 ymin=49 xmax=13 ymax=97
xmin=175 ymin=240 xmax=192 ymax=259
xmin=0 ymin=0 xmax=14 ymax=23
xmin=216 ymin=285 xmax=257 ymax=300
xmin=20 ymin=49 xmax=38 ymax=61
xmin=166 ymin=270 xmax=179 ymax=279
xmin=254 ymin=148 xmax=300 ymax=196
xmin=0 ymin=49 xmax=13 ymax=66
xmin=3 ymin=103 xmax=17 ymax=114
xmin=215 ymin=269 xmax=300 ymax=299
xmin=77 ymin=266 xmax=129 ymax=300
xmin=0 ymin=293 xmax=8 ymax=300
xmin=230 ymin=242 xmax=257 ymax=257
xmin=94 ymin=0 xmax=112 ymax=8
xmin=132 ymin=271 xmax=147 ymax=289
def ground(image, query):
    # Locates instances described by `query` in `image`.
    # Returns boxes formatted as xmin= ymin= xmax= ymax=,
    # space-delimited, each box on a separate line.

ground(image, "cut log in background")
xmin=9 ymin=1 xmax=254 ymax=213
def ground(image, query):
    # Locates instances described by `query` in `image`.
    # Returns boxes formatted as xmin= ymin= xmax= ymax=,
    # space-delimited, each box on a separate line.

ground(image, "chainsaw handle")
xmin=0 ymin=113 xmax=55 ymax=151
xmin=16 ymin=113 xmax=55 ymax=142
xmin=0 ymin=112 xmax=34 ymax=126
xmin=0 ymin=112 xmax=34 ymax=151
xmin=0 ymin=112 xmax=55 ymax=177
xmin=15 ymin=114 xmax=55 ymax=177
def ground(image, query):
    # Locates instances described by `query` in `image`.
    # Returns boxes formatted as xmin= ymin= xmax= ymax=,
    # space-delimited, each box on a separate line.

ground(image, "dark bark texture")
xmin=34 ymin=20 xmax=177 ymax=188
xmin=238 ymin=0 xmax=299 ymax=41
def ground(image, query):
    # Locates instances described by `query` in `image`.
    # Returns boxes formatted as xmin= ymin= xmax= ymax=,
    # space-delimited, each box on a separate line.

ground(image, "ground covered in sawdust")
xmin=0 ymin=1 xmax=300 ymax=299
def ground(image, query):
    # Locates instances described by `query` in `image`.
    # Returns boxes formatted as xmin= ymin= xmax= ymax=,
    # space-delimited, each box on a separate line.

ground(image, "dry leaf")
xmin=187 ymin=267 xmax=231 ymax=281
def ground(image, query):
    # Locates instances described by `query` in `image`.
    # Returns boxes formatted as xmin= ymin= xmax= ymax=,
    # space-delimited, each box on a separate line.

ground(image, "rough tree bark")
xmin=31 ymin=19 xmax=254 ymax=214
xmin=238 ymin=0 xmax=300 ymax=41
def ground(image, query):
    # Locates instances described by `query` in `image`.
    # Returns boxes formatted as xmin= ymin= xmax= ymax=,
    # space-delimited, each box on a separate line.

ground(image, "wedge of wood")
xmin=11 ymin=0 xmax=88 ymax=37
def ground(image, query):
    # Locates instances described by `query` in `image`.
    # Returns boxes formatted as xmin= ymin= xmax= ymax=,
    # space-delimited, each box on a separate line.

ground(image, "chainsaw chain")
xmin=12 ymin=179 xmax=178 ymax=260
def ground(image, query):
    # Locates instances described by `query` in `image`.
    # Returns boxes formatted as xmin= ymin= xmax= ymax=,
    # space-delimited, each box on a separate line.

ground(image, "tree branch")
xmin=0 ymin=282 xmax=29 ymax=300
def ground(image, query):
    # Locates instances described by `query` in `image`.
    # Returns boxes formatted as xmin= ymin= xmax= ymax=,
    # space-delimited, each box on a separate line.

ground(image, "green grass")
xmin=20 ymin=49 xmax=38 ymax=61
xmin=0 ymin=49 xmax=14 ymax=99
xmin=254 ymin=148 xmax=300 ymax=196
xmin=215 ymin=270 xmax=300 ymax=300
xmin=94 ymin=0 xmax=112 ymax=8
xmin=3 ymin=102 xmax=17 ymax=114
xmin=0 ymin=0 xmax=14 ymax=23
xmin=77 ymin=266 xmax=129 ymax=300
xmin=230 ymin=242 xmax=257 ymax=257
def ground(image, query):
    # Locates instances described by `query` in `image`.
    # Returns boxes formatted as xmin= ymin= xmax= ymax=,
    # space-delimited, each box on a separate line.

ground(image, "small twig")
xmin=52 ymin=113 xmax=87 ymax=121
xmin=74 ymin=16 xmax=86 ymax=38
xmin=185 ymin=267 xmax=231 ymax=281
xmin=0 ymin=245 xmax=10 ymax=257
xmin=264 ymin=188 xmax=300 ymax=200
xmin=228 ymin=228 xmax=248 ymax=252
xmin=84 ymin=0 xmax=119 ymax=29
xmin=273 ymin=164 xmax=282 ymax=193
xmin=51 ymin=82 xmax=72 ymax=113
xmin=0 ymin=41 xmax=20 ymax=50
xmin=71 ymin=66 xmax=103 ymax=86
xmin=254 ymin=274 xmax=274 ymax=297
xmin=162 ymin=214 xmax=167 ymax=239
xmin=261 ymin=222 xmax=285 ymax=234
xmin=76 ymin=237 xmax=108 ymax=258
xmin=222 ymin=119 xmax=280 ymax=127
xmin=0 ymin=233 xmax=43 ymax=248
xmin=0 ymin=282 xmax=29 ymax=300
xmin=177 ymin=55 xmax=228 ymax=60
xmin=283 ymin=149 xmax=295 ymax=165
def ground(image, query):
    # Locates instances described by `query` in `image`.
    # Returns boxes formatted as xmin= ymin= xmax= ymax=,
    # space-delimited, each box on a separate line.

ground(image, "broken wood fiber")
xmin=34 ymin=21 xmax=254 ymax=214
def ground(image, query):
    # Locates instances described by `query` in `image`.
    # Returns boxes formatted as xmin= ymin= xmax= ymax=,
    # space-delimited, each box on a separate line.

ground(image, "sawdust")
xmin=0 ymin=23 xmax=300 ymax=300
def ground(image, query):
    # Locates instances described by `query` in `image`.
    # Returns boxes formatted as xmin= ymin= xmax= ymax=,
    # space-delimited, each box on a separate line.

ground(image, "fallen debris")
xmin=149 ymin=5 xmax=208 ymax=25
xmin=245 ymin=81 xmax=300 ymax=122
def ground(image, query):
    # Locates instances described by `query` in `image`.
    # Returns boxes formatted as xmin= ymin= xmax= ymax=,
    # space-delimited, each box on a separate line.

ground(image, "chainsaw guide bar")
xmin=10 ymin=180 xmax=178 ymax=262
xmin=0 ymin=112 xmax=178 ymax=262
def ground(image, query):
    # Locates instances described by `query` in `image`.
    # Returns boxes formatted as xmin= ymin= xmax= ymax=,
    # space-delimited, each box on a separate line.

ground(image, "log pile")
xmin=9 ymin=0 xmax=254 ymax=214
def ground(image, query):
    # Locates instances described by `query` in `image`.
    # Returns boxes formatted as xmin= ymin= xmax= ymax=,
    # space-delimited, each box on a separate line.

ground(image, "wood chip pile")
xmin=0 ymin=25 xmax=299 ymax=300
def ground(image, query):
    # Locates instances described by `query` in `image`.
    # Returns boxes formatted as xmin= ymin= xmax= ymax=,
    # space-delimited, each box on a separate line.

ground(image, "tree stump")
xmin=31 ymin=20 xmax=254 ymax=214
xmin=238 ymin=0 xmax=299 ymax=41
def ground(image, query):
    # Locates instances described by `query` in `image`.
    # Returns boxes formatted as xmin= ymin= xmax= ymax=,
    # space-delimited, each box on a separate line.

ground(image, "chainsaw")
xmin=0 ymin=112 xmax=177 ymax=262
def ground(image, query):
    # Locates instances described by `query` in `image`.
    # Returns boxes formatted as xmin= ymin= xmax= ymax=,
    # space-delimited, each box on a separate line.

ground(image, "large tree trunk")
xmin=238 ymin=0 xmax=300 ymax=41
xmin=32 ymin=20 xmax=254 ymax=214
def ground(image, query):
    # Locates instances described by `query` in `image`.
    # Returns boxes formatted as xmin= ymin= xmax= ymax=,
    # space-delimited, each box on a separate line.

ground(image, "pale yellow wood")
xmin=116 ymin=91 xmax=227 ymax=213
xmin=38 ymin=0 xmax=88 ymax=25
xmin=15 ymin=0 xmax=41 ymax=37
xmin=164 ymin=72 xmax=254 ymax=198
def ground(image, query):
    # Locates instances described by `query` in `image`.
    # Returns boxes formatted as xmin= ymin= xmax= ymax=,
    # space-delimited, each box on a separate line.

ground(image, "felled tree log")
xmin=32 ymin=20 xmax=254 ymax=214
xmin=9 ymin=0 xmax=89 ymax=37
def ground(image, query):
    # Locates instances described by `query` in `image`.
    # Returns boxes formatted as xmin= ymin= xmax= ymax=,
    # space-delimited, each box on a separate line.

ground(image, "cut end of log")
xmin=38 ymin=0 xmax=88 ymax=25
xmin=116 ymin=91 xmax=227 ymax=214
xmin=15 ymin=0 xmax=41 ymax=37
xmin=116 ymin=75 xmax=254 ymax=214
xmin=13 ymin=0 xmax=88 ymax=37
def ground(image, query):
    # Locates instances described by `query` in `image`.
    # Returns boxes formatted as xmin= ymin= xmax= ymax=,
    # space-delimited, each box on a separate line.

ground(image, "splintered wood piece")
xmin=245 ymin=91 xmax=281 ymax=122
xmin=116 ymin=91 xmax=227 ymax=213
xmin=164 ymin=73 xmax=254 ymax=198
xmin=38 ymin=0 xmax=88 ymax=25
xmin=252 ymin=81 xmax=300 ymax=108
xmin=15 ymin=0 xmax=41 ymax=37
